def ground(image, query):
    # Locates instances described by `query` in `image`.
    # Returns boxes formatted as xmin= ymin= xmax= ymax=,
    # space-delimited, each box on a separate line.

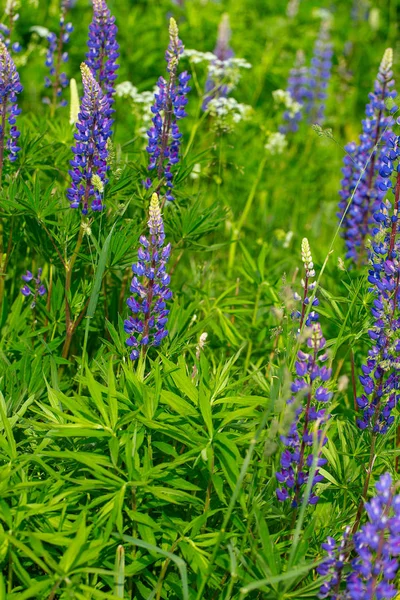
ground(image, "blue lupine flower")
xmin=44 ymin=1 xmax=73 ymax=109
xmin=305 ymin=22 xmax=333 ymax=125
xmin=144 ymin=18 xmax=191 ymax=203
xmin=0 ymin=40 xmax=22 ymax=173
xmin=276 ymin=240 xmax=331 ymax=508
xmin=21 ymin=268 xmax=46 ymax=309
xmin=317 ymin=527 xmax=351 ymax=599
xmin=318 ymin=473 xmax=400 ymax=599
xmin=66 ymin=63 xmax=112 ymax=214
xmin=338 ymin=49 xmax=397 ymax=264
xmin=280 ymin=50 xmax=309 ymax=133
xmin=354 ymin=126 xmax=400 ymax=433
xmin=86 ymin=0 xmax=119 ymax=104
xmin=0 ymin=1 xmax=21 ymax=54
xmin=124 ymin=193 xmax=172 ymax=360
xmin=202 ymin=13 xmax=234 ymax=111
xmin=292 ymin=238 xmax=319 ymax=329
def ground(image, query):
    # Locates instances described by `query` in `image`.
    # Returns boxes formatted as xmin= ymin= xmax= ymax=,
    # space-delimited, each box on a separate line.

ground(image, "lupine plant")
xmin=44 ymin=0 xmax=74 ymax=115
xmin=280 ymin=50 xmax=309 ymax=132
xmin=276 ymin=240 xmax=331 ymax=508
xmin=0 ymin=0 xmax=21 ymax=54
xmin=144 ymin=17 xmax=191 ymax=203
xmin=305 ymin=21 xmax=333 ymax=125
xmin=86 ymin=0 xmax=119 ymax=104
xmin=318 ymin=473 xmax=400 ymax=599
xmin=338 ymin=48 xmax=397 ymax=264
xmin=124 ymin=192 xmax=172 ymax=360
xmin=20 ymin=268 xmax=46 ymax=308
xmin=202 ymin=13 xmax=234 ymax=110
xmin=67 ymin=62 xmax=112 ymax=214
xmin=0 ymin=39 xmax=22 ymax=180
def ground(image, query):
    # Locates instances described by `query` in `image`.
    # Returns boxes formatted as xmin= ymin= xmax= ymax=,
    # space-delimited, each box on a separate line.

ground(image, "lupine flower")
xmin=0 ymin=0 xmax=21 ymax=54
xmin=44 ymin=0 xmax=74 ymax=111
xmin=144 ymin=18 xmax=191 ymax=203
xmin=124 ymin=193 xmax=172 ymax=360
xmin=0 ymin=40 xmax=22 ymax=176
xmin=292 ymin=238 xmax=319 ymax=330
xmin=66 ymin=63 xmax=112 ymax=214
xmin=202 ymin=13 xmax=233 ymax=110
xmin=21 ymin=269 xmax=46 ymax=309
xmin=354 ymin=131 xmax=400 ymax=432
xmin=318 ymin=473 xmax=400 ymax=599
xmin=280 ymin=50 xmax=309 ymax=133
xmin=316 ymin=527 xmax=351 ymax=599
xmin=338 ymin=49 xmax=397 ymax=264
xmin=305 ymin=21 xmax=333 ymax=125
xmin=86 ymin=0 xmax=119 ymax=104
xmin=276 ymin=240 xmax=331 ymax=508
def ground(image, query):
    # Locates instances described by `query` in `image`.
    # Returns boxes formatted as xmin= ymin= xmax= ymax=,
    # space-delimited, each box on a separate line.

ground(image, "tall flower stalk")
xmin=124 ymin=193 xmax=172 ymax=360
xmin=305 ymin=21 xmax=333 ymax=125
xmin=86 ymin=0 xmax=119 ymax=105
xmin=0 ymin=40 xmax=22 ymax=183
xmin=276 ymin=240 xmax=331 ymax=508
xmin=202 ymin=13 xmax=234 ymax=111
xmin=44 ymin=0 xmax=74 ymax=116
xmin=67 ymin=63 xmax=112 ymax=214
xmin=144 ymin=18 xmax=191 ymax=205
xmin=338 ymin=48 xmax=396 ymax=264
xmin=280 ymin=50 xmax=308 ymax=133
xmin=0 ymin=0 xmax=21 ymax=54
xmin=350 ymin=120 xmax=400 ymax=534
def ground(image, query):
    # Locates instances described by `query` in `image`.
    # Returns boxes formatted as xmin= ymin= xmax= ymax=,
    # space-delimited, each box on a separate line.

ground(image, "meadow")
xmin=0 ymin=0 xmax=399 ymax=598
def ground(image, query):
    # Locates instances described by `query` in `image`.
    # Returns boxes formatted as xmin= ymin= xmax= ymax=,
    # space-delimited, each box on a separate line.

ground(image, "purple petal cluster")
xmin=0 ymin=1 xmax=21 ymax=54
xmin=202 ymin=14 xmax=234 ymax=111
xmin=21 ymin=268 xmax=46 ymax=309
xmin=44 ymin=1 xmax=73 ymax=108
xmin=338 ymin=49 xmax=397 ymax=264
xmin=280 ymin=50 xmax=309 ymax=133
xmin=354 ymin=131 xmax=400 ymax=433
xmin=304 ymin=22 xmax=333 ymax=125
xmin=276 ymin=322 xmax=331 ymax=507
xmin=317 ymin=527 xmax=351 ymax=599
xmin=124 ymin=193 xmax=172 ymax=360
xmin=67 ymin=63 xmax=112 ymax=214
xmin=318 ymin=473 xmax=400 ymax=599
xmin=144 ymin=18 xmax=191 ymax=203
xmin=86 ymin=0 xmax=119 ymax=104
xmin=0 ymin=40 xmax=22 ymax=168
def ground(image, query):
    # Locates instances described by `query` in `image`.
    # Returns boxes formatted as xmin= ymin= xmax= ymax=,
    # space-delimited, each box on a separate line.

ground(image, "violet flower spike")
xmin=202 ymin=13 xmax=234 ymax=111
xmin=338 ymin=48 xmax=397 ymax=265
xmin=21 ymin=268 xmax=46 ymax=309
xmin=66 ymin=63 xmax=112 ymax=214
xmin=144 ymin=17 xmax=191 ymax=204
xmin=318 ymin=473 xmax=400 ymax=599
xmin=0 ymin=0 xmax=21 ymax=54
xmin=124 ymin=193 xmax=172 ymax=360
xmin=354 ymin=123 xmax=400 ymax=433
xmin=0 ymin=40 xmax=22 ymax=180
xmin=305 ymin=21 xmax=333 ymax=125
xmin=44 ymin=0 xmax=74 ymax=114
xmin=86 ymin=0 xmax=119 ymax=105
xmin=280 ymin=50 xmax=309 ymax=133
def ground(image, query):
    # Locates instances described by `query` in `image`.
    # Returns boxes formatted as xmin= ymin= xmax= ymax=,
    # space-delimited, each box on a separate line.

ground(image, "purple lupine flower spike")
xmin=66 ymin=63 xmax=112 ymax=214
xmin=124 ymin=193 xmax=172 ymax=360
xmin=0 ymin=40 xmax=22 ymax=180
xmin=276 ymin=240 xmax=331 ymax=508
xmin=355 ymin=123 xmax=400 ymax=434
xmin=338 ymin=49 xmax=397 ymax=265
xmin=21 ymin=268 xmax=46 ymax=309
xmin=280 ymin=50 xmax=309 ymax=133
xmin=86 ymin=0 xmax=119 ymax=105
xmin=202 ymin=14 xmax=234 ymax=111
xmin=44 ymin=0 xmax=74 ymax=112
xmin=145 ymin=18 xmax=191 ymax=204
xmin=318 ymin=473 xmax=400 ymax=599
xmin=305 ymin=22 xmax=333 ymax=125
xmin=0 ymin=1 xmax=21 ymax=54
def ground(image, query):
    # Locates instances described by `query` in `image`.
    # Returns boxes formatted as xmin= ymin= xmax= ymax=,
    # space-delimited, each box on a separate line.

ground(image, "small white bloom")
xmin=30 ymin=25 xmax=51 ymax=38
xmin=190 ymin=163 xmax=201 ymax=180
xmin=264 ymin=132 xmax=287 ymax=155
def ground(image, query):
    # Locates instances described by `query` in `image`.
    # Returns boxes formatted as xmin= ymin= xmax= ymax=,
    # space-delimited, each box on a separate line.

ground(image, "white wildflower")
xmin=30 ymin=26 xmax=51 ymax=38
xmin=272 ymin=89 xmax=302 ymax=118
xmin=264 ymin=132 xmax=287 ymax=155
xmin=207 ymin=97 xmax=251 ymax=131
xmin=190 ymin=163 xmax=201 ymax=180
xmin=183 ymin=49 xmax=216 ymax=64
